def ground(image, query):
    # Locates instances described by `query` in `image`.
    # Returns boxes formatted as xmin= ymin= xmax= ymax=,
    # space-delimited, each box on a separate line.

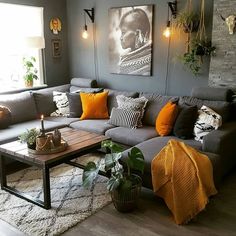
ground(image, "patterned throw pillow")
xmin=194 ymin=105 xmax=222 ymax=142
xmin=50 ymin=91 xmax=70 ymax=117
xmin=116 ymin=95 xmax=148 ymax=127
xmin=108 ymin=108 xmax=141 ymax=129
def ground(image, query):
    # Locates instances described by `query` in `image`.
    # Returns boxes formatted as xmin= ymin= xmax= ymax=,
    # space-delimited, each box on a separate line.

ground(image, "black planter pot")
xmin=27 ymin=142 xmax=36 ymax=150
xmin=195 ymin=45 xmax=205 ymax=56
xmin=110 ymin=174 xmax=142 ymax=213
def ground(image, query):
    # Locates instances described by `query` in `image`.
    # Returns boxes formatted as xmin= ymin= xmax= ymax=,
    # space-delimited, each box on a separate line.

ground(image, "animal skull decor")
xmin=219 ymin=12 xmax=236 ymax=35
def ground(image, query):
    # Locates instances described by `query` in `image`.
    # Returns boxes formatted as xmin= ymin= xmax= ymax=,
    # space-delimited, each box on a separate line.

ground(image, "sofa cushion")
xmin=67 ymin=92 xmax=83 ymax=118
xmin=105 ymin=89 xmax=139 ymax=115
xmin=173 ymin=103 xmax=198 ymax=139
xmin=105 ymin=126 xmax=157 ymax=146
xmin=155 ymin=101 xmax=178 ymax=136
xmin=0 ymin=120 xmax=66 ymax=145
xmin=50 ymin=91 xmax=70 ymax=117
xmin=179 ymin=96 xmax=230 ymax=123
xmin=70 ymin=119 xmax=114 ymax=134
xmin=116 ymin=95 xmax=148 ymax=127
xmin=44 ymin=116 xmax=80 ymax=126
xmin=0 ymin=92 xmax=37 ymax=124
xmin=70 ymin=77 xmax=97 ymax=90
xmin=0 ymin=106 xmax=12 ymax=129
xmin=139 ymin=93 xmax=178 ymax=126
xmin=194 ymin=105 xmax=222 ymax=143
xmin=80 ymin=92 xmax=109 ymax=120
xmin=108 ymin=108 xmax=140 ymax=129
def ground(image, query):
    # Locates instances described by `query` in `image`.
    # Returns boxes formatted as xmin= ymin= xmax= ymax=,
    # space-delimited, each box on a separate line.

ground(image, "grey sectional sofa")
xmin=0 ymin=78 xmax=235 ymax=189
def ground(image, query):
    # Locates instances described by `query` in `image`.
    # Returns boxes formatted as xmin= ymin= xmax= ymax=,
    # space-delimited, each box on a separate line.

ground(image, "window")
xmin=0 ymin=3 xmax=45 ymax=92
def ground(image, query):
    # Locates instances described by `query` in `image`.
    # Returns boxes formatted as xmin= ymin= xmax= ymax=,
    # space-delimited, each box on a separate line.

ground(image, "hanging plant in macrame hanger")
xmin=178 ymin=0 xmax=216 ymax=76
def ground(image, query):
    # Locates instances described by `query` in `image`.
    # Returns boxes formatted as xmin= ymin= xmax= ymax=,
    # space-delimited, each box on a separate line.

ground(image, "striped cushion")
xmin=108 ymin=108 xmax=140 ymax=129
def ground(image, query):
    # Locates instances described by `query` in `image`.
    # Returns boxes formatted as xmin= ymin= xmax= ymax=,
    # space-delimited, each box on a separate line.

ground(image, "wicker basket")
xmin=110 ymin=174 xmax=142 ymax=213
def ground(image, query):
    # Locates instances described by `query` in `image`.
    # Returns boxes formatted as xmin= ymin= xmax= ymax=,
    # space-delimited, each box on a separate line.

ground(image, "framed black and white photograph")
xmin=108 ymin=5 xmax=153 ymax=76
xmin=51 ymin=39 xmax=61 ymax=58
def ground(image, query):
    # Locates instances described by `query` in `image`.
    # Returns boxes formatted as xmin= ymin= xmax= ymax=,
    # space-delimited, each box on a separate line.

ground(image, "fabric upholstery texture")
xmin=0 ymin=106 xmax=12 ymax=129
xmin=105 ymin=89 xmax=139 ymax=115
xmin=51 ymin=91 xmax=70 ymax=117
xmin=191 ymin=87 xmax=234 ymax=102
xmin=32 ymin=84 xmax=70 ymax=116
xmin=80 ymin=92 xmax=109 ymax=120
xmin=70 ymin=119 xmax=114 ymax=134
xmin=116 ymin=95 xmax=148 ymax=127
xmin=155 ymin=101 xmax=178 ymax=136
xmin=0 ymin=92 xmax=37 ymax=124
xmin=44 ymin=116 xmax=80 ymax=126
xmin=70 ymin=77 xmax=97 ymax=88
xmin=66 ymin=93 xmax=83 ymax=118
xmin=108 ymin=108 xmax=140 ymax=129
xmin=179 ymin=96 xmax=230 ymax=123
xmin=105 ymin=126 xmax=157 ymax=146
xmin=173 ymin=103 xmax=198 ymax=139
xmin=194 ymin=105 xmax=222 ymax=142
xmin=139 ymin=93 xmax=179 ymax=126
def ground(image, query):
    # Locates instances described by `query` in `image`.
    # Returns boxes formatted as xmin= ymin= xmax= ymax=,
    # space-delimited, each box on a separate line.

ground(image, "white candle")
xmin=41 ymin=114 xmax=45 ymax=133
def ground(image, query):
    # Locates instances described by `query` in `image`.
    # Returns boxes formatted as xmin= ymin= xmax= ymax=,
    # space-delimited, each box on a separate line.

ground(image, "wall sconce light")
xmin=163 ymin=1 xmax=177 ymax=38
xmin=82 ymin=8 xmax=95 ymax=39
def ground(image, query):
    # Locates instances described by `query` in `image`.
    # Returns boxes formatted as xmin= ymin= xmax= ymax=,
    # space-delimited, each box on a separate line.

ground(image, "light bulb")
xmin=82 ymin=30 xmax=88 ymax=39
xmin=163 ymin=27 xmax=171 ymax=38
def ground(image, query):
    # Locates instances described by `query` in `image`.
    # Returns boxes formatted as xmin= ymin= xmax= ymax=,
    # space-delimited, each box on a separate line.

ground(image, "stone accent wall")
xmin=209 ymin=0 xmax=236 ymax=89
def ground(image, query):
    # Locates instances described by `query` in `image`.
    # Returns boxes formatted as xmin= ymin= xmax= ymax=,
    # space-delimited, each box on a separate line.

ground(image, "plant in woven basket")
xmin=18 ymin=128 xmax=40 ymax=150
xmin=83 ymin=140 xmax=145 ymax=212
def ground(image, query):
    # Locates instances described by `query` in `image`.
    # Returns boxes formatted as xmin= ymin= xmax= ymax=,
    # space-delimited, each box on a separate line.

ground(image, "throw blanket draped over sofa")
xmin=151 ymin=139 xmax=217 ymax=224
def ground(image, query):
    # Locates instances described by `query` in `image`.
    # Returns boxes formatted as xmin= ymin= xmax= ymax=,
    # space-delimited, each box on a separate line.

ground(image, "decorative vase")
xmin=36 ymin=134 xmax=52 ymax=151
xmin=110 ymin=174 xmax=142 ymax=213
xmin=53 ymin=128 xmax=61 ymax=146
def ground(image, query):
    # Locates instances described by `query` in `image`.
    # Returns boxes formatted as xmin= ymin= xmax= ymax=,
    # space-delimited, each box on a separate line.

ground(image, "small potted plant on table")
xmin=18 ymin=128 xmax=40 ymax=150
xmin=83 ymin=140 xmax=145 ymax=212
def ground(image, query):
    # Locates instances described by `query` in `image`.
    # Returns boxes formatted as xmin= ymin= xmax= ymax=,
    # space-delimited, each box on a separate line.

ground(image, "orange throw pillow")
xmin=80 ymin=91 xmax=109 ymax=120
xmin=155 ymin=101 xmax=178 ymax=136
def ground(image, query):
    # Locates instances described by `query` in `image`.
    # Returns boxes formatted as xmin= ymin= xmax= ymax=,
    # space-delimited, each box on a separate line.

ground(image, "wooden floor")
xmin=1 ymin=164 xmax=236 ymax=235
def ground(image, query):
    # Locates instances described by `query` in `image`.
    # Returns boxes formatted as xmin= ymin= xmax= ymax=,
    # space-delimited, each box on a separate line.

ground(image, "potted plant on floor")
xmin=22 ymin=56 xmax=39 ymax=87
xmin=18 ymin=128 xmax=40 ymax=150
xmin=83 ymin=140 xmax=145 ymax=212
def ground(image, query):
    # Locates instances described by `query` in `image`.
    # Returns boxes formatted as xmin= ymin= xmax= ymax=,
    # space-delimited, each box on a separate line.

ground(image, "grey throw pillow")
xmin=108 ymin=108 xmax=141 ymax=129
xmin=116 ymin=95 xmax=148 ymax=127
xmin=66 ymin=93 xmax=83 ymax=118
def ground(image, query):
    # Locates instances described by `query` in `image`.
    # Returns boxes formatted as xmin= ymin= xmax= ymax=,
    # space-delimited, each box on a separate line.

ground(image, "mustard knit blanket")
xmin=151 ymin=139 xmax=217 ymax=224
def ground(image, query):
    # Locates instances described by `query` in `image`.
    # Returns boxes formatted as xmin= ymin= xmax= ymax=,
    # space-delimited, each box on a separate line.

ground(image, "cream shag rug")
xmin=0 ymin=155 xmax=111 ymax=236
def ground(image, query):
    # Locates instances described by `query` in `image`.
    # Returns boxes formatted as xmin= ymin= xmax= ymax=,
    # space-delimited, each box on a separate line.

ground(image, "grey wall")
xmin=67 ymin=0 xmax=214 ymax=96
xmin=209 ymin=0 xmax=236 ymax=90
xmin=0 ymin=0 xmax=69 ymax=87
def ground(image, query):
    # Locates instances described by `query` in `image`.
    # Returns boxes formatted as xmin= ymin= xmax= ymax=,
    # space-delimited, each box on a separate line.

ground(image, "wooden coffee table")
xmin=0 ymin=127 xmax=109 ymax=209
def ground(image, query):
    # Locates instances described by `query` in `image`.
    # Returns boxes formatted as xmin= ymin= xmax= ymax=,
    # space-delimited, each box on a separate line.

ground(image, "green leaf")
xmin=104 ymin=152 xmax=122 ymax=172
xmin=127 ymin=147 xmax=145 ymax=174
xmin=119 ymin=179 xmax=132 ymax=192
xmin=82 ymin=162 xmax=100 ymax=189
xmin=101 ymin=140 xmax=123 ymax=153
xmin=107 ymin=174 xmax=121 ymax=191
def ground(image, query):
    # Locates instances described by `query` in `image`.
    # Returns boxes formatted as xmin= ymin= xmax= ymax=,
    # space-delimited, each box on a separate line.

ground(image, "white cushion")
xmin=50 ymin=91 xmax=69 ymax=117
xmin=194 ymin=105 xmax=222 ymax=142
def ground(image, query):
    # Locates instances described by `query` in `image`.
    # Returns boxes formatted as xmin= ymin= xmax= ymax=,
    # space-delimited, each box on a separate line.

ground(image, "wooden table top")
xmin=0 ymin=127 xmax=109 ymax=166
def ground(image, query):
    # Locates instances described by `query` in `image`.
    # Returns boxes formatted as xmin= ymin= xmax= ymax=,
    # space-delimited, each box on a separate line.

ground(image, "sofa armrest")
xmin=203 ymin=122 xmax=236 ymax=154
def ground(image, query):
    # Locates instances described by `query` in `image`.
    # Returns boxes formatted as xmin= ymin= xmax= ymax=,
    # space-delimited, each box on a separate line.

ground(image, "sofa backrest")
xmin=32 ymin=84 xmax=70 ymax=116
xmin=139 ymin=92 xmax=178 ymax=126
xmin=0 ymin=91 xmax=38 ymax=124
xmin=70 ymin=77 xmax=97 ymax=92
xmin=105 ymin=89 xmax=139 ymax=115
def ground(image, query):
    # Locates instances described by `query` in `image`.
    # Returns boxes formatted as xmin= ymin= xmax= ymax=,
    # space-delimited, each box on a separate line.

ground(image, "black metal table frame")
xmin=0 ymin=145 xmax=106 ymax=210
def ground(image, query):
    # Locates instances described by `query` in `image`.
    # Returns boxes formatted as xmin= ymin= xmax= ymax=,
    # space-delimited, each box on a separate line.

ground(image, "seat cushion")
xmin=122 ymin=136 xmax=203 ymax=188
xmin=0 ymin=92 xmax=37 ymax=124
xmin=0 ymin=120 xmax=66 ymax=145
xmin=70 ymin=119 xmax=114 ymax=134
xmin=44 ymin=116 xmax=80 ymax=126
xmin=105 ymin=126 xmax=157 ymax=146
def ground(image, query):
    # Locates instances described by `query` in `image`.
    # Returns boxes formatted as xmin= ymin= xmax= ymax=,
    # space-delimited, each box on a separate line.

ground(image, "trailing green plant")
xmin=82 ymin=140 xmax=145 ymax=192
xmin=174 ymin=11 xmax=199 ymax=33
xmin=22 ymin=56 xmax=39 ymax=84
xmin=18 ymin=128 xmax=40 ymax=146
